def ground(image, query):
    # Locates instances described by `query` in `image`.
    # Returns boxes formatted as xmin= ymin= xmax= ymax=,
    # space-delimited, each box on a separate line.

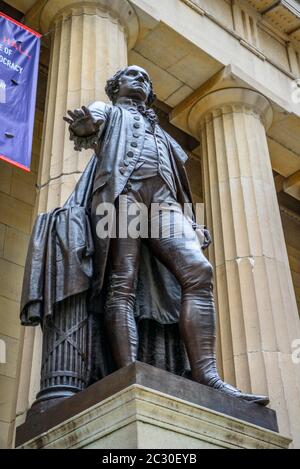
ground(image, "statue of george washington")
xmin=20 ymin=65 xmax=269 ymax=411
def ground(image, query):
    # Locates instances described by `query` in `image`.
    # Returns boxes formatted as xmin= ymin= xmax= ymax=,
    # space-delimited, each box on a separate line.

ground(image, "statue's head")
xmin=105 ymin=65 xmax=156 ymax=107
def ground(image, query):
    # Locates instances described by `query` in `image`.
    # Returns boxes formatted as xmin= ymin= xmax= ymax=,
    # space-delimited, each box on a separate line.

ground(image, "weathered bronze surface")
xmin=20 ymin=66 xmax=269 ymax=410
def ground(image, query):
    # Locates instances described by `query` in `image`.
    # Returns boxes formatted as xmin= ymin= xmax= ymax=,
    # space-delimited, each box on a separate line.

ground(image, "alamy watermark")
xmin=95 ymin=198 xmax=206 ymax=247
xmin=0 ymin=338 xmax=6 ymax=364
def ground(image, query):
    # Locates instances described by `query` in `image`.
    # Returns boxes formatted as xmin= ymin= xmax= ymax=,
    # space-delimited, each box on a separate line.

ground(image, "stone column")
xmin=37 ymin=0 xmax=138 ymax=212
xmin=16 ymin=0 xmax=138 ymax=426
xmin=188 ymin=88 xmax=300 ymax=447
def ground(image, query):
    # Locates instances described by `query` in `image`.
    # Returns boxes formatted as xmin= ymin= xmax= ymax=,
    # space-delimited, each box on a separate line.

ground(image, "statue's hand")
xmin=202 ymin=227 xmax=212 ymax=250
xmin=192 ymin=223 xmax=212 ymax=250
xmin=63 ymin=106 xmax=103 ymax=137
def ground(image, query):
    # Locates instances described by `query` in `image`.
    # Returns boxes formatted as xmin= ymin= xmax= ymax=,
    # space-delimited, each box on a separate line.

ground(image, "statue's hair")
xmin=105 ymin=67 xmax=156 ymax=106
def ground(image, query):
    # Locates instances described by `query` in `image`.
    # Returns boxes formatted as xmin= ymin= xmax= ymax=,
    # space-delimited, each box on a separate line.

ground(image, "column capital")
xmin=39 ymin=0 xmax=139 ymax=49
xmin=188 ymin=88 xmax=273 ymax=138
xmin=170 ymin=66 xmax=275 ymax=139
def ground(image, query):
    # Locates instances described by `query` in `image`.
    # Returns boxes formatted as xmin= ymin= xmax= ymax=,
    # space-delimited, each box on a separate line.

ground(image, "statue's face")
xmin=117 ymin=66 xmax=151 ymax=103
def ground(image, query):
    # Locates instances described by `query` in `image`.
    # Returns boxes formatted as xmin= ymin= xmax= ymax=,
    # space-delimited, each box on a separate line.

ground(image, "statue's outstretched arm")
xmin=63 ymin=103 xmax=108 ymax=151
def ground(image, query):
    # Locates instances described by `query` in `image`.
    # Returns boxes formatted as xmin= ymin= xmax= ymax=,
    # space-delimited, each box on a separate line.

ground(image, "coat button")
xmin=131 ymin=142 xmax=138 ymax=148
xmin=119 ymin=168 xmax=125 ymax=175
xmin=133 ymin=123 xmax=140 ymax=129
xmin=124 ymin=160 xmax=130 ymax=166
xmin=127 ymin=151 xmax=134 ymax=158
xmin=134 ymin=116 xmax=140 ymax=121
xmin=122 ymin=181 xmax=132 ymax=194
xmin=133 ymin=133 xmax=139 ymax=138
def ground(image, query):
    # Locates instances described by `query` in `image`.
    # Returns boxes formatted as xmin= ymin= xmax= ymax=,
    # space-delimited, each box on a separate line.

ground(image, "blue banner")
xmin=0 ymin=12 xmax=41 ymax=171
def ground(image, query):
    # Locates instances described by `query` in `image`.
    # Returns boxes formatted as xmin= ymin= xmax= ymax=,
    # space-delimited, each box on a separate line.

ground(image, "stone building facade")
xmin=0 ymin=0 xmax=299 ymax=449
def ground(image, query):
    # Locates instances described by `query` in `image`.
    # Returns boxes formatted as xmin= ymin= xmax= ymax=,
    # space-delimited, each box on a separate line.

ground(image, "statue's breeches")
xmin=99 ymin=175 xmax=216 ymax=373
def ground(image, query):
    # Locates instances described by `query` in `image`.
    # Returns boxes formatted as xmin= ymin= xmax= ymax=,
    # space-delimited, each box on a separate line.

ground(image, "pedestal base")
xmin=16 ymin=362 xmax=291 ymax=449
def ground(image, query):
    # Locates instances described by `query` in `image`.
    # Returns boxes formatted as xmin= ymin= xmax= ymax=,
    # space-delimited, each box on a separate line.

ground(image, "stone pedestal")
xmin=16 ymin=362 xmax=290 ymax=449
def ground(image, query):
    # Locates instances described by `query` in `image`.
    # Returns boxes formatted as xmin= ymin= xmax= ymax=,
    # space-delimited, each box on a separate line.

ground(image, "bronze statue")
xmin=20 ymin=65 xmax=269 ymax=410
